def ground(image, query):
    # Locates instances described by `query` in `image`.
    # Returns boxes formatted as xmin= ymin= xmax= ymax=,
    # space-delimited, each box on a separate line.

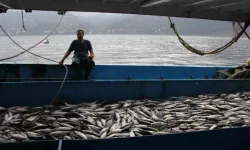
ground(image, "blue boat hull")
xmin=0 ymin=64 xmax=244 ymax=107
xmin=62 ymin=126 xmax=250 ymax=150
xmin=1 ymin=79 xmax=250 ymax=107
xmin=1 ymin=126 xmax=250 ymax=150
xmin=1 ymin=64 xmax=249 ymax=150
xmin=0 ymin=64 xmax=231 ymax=81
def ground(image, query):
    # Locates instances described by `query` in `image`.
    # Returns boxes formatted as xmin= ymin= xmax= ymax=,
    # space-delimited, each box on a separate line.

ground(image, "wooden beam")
xmin=210 ymin=3 xmax=242 ymax=9
xmin=175 ymin=0 xmax=208 ymax=7
xmin=141 ymin=0 xmax=172 ymax=7
xmin=0 ymin=1 xmax=11 ymax=8
xmin=242 ymin=8 xmax=250 ymax=13
xmin=184 ymin=0 xmax=213 ymax=7
xmin=208 ymin=0 xmax=250 ymax=11
xmin=184 ymin=0 xmax=244 ymax=10
xmin=102 ymin=0 xmax=108 ymax=4
xmin=129 ymin=0 xmax=141 ymax=4
xmin=0 ymin=0 xmax=248 ymax=22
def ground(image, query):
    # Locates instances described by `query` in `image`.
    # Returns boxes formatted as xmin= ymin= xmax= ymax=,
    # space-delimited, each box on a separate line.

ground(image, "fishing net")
xmin=216 ymin=67 xmax=250 ymax=79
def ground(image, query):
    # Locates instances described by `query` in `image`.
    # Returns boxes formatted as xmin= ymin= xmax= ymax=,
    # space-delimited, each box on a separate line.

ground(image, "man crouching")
xmin=59 ymin=29 xmax=95 ymax=80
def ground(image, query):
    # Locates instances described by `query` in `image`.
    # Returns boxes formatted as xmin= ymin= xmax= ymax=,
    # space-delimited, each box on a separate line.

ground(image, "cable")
xmin=232 ymin=22 xmax=238 ymax=38
xmin=0 ymin=2 xmax=11 ymax=9
xmin=0 ymin=22 xmax=68 ymax=117
xmin=237 ymin=22 xmax=250 ymax=40
xmin=21 ymin=9 xmax=26 ymax=30
xmin=167 ymin=16 xmax=248 ymax=56
xmin=58 ymin=140 xmax=62 ymax=150
xmin=0 ymin=11 xmax=68 ymax=122
xmin=0 ymin=22 xmax=68 ymax=98
xmin=19 ymin=0 xmax=26 ymax=30
xmin=0 ymin=14 xmax=64 ymax=61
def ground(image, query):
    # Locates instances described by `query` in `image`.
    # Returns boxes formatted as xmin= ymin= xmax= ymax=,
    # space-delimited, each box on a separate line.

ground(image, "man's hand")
xmin=89 ymin=54 xmax=94 ymax=60
xmin=59 ymin=60 xmax=64 ymax=65
xmin=89 ymin=50 xmax=94 ymax=60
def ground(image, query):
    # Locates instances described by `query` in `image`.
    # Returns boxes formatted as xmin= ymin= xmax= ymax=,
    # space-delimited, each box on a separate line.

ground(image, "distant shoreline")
xmin=0 ymin=33 xmax=244 ymax=38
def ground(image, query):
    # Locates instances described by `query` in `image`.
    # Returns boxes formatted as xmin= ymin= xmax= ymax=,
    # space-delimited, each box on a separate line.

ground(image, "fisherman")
xmin=59 ymin=29 xmax=95 ymax=80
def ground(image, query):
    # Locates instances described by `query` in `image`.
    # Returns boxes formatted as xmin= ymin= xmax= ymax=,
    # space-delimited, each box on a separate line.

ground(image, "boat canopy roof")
xmin=0 ymin=0 xmax=250 ymax=22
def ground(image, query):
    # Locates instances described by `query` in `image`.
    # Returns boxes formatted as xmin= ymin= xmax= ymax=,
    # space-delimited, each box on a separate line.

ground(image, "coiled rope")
xmin=168 ymin=16 xmax=248 ymax=56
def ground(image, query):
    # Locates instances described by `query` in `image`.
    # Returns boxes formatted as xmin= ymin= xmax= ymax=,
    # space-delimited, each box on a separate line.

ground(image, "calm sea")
xmin=0 ymin=34 xmax=249 ymax=66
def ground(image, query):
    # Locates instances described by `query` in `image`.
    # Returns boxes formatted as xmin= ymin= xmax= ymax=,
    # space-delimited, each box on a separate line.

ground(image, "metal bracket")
xmin=58 ymin=11 xmax=67 ymax=15
xmin=25 ymin=9 xmax=32 ymax=13
xmin=0 ymin=8 xmax=7 ymax=13
xmin=128 ymin=76 xmax=132 ymax=80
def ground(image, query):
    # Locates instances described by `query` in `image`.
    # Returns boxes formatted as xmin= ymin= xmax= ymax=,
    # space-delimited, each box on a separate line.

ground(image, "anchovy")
xmin=64 ymin=136 xmax=72 ymax=140
xmin=49 ymin=131 xmax=70 ymax=137
xmin=87 ymin=116 xmax=96 ymax=125
xmin=85 ymin=134 xmax=99 ymax=139
xmin=74 ymin=131 xmax=87 ymax=139
xmin=53 ymin=127 xmax=73 ymax=131
xmin=1 ymin=91 xmax=250 ymax=143
xmin=10 ymin=133 xmax=27 ymax=141
xmin=26 ymin=132 xmax=43 ymax=139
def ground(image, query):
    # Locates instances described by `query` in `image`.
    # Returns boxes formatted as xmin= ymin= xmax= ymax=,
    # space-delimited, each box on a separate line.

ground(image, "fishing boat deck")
xmin=0 ymin=0 xmax=250 ymax=150
xmin=0 ymin=0 xmax=250 ymax=22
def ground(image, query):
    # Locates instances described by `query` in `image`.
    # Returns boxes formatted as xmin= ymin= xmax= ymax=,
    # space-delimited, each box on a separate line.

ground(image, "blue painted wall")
xmin=0 ymin=126 xmax=250 ymax=150
xmin=0 ymin=79 xmax=249 ymax=107
xmin=0 ymin=64 xmax=231 ymax=80
xmin=0 ymin=141 xmax=58 ymax=150
xmin=62 ymin=126 xmax=250 ymax=150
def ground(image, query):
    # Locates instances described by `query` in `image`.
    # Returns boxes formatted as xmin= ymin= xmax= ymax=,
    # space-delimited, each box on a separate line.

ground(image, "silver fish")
xmin=49 ymin=131 xmax=70 ymax=137
xmin=10 ymin=133 xmax=27 ymax=141
xmin=74 ymin=131 xmax=87 ymax=139
xmin=100 ymin=131 xmax=107 ymax=139
xmin=26 ymin=132 xmax=43 ymax=139
xmin=64 ymin=136 xmax=72 ymax=140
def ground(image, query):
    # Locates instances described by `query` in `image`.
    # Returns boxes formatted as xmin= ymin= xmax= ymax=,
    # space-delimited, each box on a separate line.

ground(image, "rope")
xmin=21 ymin=9 xmax=26 ymax=30
xmin=0 ymin=14 xmax=64 ymax=61
xmin=168 ymin=16 xmax=239 ymax=56
xmin=58 ymin=140 xmax=62 ymax=150
xmin=237 ymin=22 xmax=250 ymax=40
xmin=0 ymin=11 xmax=68 ymax=122
xmin=0 ymin=20 xmax=68 ymax=100
xmin=232 ymin=22 xmax=237 ymax=38
xmin=217 ymin=68 xmax=249 ymax=79
xmin=0 ymin=2 xmax=11 ymax=9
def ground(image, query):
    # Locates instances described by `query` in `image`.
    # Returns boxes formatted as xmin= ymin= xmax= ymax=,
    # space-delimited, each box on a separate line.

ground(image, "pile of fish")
xmin=1 ymin=91 xmax=250 ymax=143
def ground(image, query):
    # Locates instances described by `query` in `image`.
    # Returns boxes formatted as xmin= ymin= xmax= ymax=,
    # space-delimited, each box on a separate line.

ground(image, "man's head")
xmin=77 ymin=29 xmax=84 ymax=41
